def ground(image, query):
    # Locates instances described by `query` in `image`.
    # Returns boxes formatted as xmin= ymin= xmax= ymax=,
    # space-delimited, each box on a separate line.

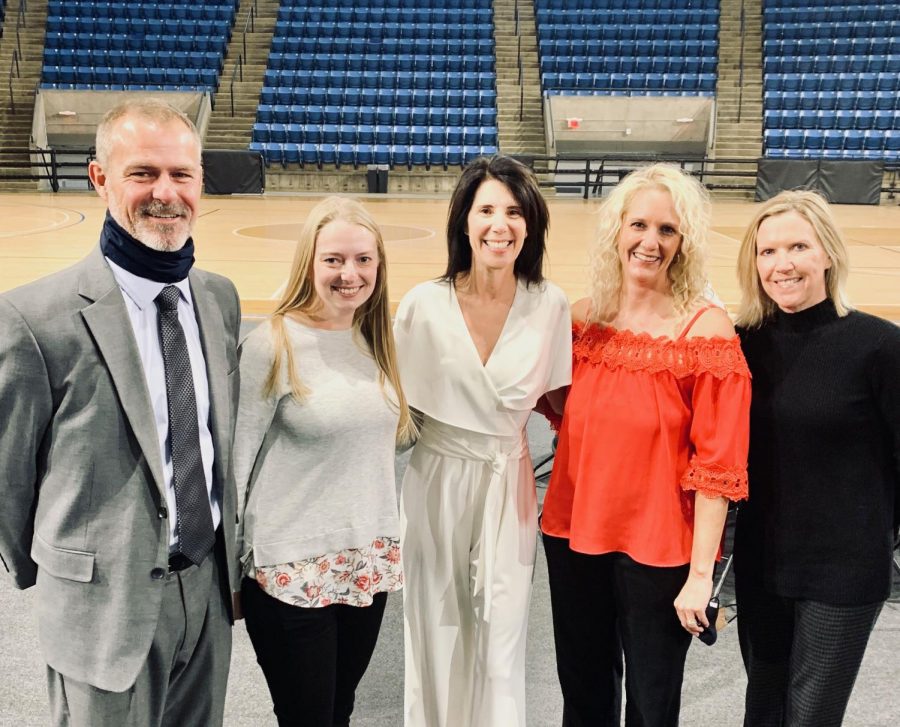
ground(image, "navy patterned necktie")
xmin=155 ymin=285 xmax=215 ymax=565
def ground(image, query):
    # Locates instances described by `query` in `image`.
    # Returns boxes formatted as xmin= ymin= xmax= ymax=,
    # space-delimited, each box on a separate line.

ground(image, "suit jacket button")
xmin=150 ymin=568 xmax=166 ymax=580
xmin=158 ymin=507 xmax=168 ymax=519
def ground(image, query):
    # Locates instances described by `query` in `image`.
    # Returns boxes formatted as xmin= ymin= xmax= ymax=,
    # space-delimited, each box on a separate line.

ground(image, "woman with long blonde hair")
xmin=734 ymin=190 xmax=899 ymax=727
xmin=234 ymin=196 xmax=413 ymax=727
xmin=540 ymin=164 xmax=751 ymax=725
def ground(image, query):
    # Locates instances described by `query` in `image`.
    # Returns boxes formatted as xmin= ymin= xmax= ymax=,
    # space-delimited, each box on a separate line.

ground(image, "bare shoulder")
xmin=685 ymin=303 xmax=736 ymax=339
xmin=571 ymin=297 xmax=592 ymax=324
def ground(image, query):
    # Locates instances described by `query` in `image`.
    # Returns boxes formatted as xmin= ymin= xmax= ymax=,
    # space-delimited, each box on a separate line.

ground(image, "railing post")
xmin=50 ymin=150 xmax=60 ymax=193
xmin=738 ymin=1 xmax=746 ymax=124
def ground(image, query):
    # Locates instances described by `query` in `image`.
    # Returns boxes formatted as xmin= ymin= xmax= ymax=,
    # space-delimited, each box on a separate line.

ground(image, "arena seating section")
xmin=762 ymin=1 xmax=900 ymax=160
xmin=30 ymin=0 xmax=900 ymax=167
xmin=250 ymin=0 xmax=498 ymax=168
xmin=537 ymin=0 xmax=719 ymax=97
xmin=40 ymin=1 xmax=237 ymax=91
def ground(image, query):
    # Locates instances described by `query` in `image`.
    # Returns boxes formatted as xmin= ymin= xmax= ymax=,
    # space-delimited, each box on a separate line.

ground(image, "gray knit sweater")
xmin=234 ymin=318 xmax=401 ymax=570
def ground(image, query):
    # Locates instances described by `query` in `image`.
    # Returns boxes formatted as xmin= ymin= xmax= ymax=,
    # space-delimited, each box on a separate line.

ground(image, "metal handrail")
xmin=514 ymin=0 xmax=519 ymax=36
xmin=16 ymin=2 xmax=27 ymax=59
xmin=517 ymin=35 xmax=522 ymax=85
xmin=224 ymin=0 xmax=258 ymax=116
xmin=737 ymin=0 xmax=746 ymax=123
xmin=229 ymin=54 xmax=243 ymax=117
xmin=516 ymin=34 xmax=523 ymax=121
xmin=515 ymin=154 xmax=765 ymax=199
xmin=241 ymin=0 xmax=258 ymax=61
xmin=1 ymin=148 xmax=898 ymax=197
xmin=8 ymin=50 xmax=20 ymax=113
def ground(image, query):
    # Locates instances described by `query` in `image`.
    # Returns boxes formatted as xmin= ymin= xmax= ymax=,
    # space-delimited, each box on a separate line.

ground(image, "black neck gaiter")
xmin=99 ymin=212 xmax=195 ymax=283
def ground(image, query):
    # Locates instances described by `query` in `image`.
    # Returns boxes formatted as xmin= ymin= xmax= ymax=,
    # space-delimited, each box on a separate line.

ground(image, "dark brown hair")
xmin=442 ymin=155 xmax=549 ymax=285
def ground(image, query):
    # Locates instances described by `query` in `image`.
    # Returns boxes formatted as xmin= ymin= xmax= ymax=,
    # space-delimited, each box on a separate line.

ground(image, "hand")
xmin=674 ymin=573 xmax=713 ymax=637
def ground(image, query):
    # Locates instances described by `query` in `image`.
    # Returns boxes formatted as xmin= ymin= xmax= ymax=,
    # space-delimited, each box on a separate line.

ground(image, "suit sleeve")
xmin=0 ymin=299 xmax=53 ymax=589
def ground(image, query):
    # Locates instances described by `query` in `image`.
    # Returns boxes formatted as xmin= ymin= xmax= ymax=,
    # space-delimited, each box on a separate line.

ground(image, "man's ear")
xmin=87 ymin=160 xmax=108 ymax=200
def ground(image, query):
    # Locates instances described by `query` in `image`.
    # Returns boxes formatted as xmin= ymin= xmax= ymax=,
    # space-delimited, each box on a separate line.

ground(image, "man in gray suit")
xmin=0 ymin=99 xmax=240 ymax=725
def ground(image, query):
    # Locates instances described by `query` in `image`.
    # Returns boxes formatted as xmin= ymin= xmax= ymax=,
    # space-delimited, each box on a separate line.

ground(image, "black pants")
xmin=543 ymin=534 xmax=692 ymax=727
xmin=242 ymin=577 xmax=388 ymax=727
xmin=736 ymin=576 xmax=883 ymax=727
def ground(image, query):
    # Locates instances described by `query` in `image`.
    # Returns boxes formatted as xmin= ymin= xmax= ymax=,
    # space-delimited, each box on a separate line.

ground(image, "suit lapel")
xmin=77 ymin=248 xmax=167 ymax=496
xmin=190 ymin=272 xmax=231 ymax=487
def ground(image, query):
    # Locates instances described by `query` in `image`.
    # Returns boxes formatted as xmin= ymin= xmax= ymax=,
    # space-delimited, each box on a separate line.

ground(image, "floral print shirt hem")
xmin=254 ymin=537 xmax=402 ymax=608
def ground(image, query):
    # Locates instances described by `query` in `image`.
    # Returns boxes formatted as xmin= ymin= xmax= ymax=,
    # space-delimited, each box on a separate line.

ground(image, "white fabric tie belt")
xmin=418 ymin=419 xmax=527 ymax=623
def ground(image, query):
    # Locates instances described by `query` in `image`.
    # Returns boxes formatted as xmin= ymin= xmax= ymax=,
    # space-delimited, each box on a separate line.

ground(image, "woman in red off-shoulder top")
xmin=540 ymin=165 xmax=751 ymax=727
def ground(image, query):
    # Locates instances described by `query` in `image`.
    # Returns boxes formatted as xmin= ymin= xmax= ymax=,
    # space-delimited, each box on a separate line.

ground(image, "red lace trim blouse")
xmin=541 ymin=323 xmax=751 ymax=567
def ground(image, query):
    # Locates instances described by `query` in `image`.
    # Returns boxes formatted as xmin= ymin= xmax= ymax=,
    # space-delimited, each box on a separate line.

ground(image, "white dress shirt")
xmin=106 ymin=258 xmax=221 ymax=548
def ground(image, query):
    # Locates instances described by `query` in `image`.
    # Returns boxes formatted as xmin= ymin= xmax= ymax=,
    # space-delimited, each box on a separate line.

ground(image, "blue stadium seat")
xmin=835 ymin=92 xmax=856 ymax=111
xmin=783 ymin=129 xmax=803 ymax=157
xmin=372 ymin=144 xmax=391 ymax=166
xmin=319 ymin=143 xmax=337 ymax=166
xmin=876 ymin=72 xmax=897 ymax=91
xmin=843 ymin=130 xmax=864 ymax=156
xmin=765 ymin=128 xmax=786 ymax=153
xmin=816 ymin=110 xmax=836 ymax=130
xmin=409 ymin=145 xmax=428 ymax=167
xmin=336 ymin=143 xmax=355 ymax=168
xmin=835 ymin=110 xmax=855 ymax=130
xmin=885 ymin=130 xmax=900 ymax=159
xmin=300 ymin=143 xmax=318 ymax=167
xmin=874 ymin=110 xmax=894 ymax=131
xmin=823 ymin=129 xmax=844 ymax=156
xmin=857 ymin=93 xmax=876 ymax=112
xmin=282 ymin=144 xmax=301 ymax=166
xmin=818 ymin=91 xmax=837 ymax=111
xmin=391 ymin=144 xmax=410 ymax=168
xmin=780 ymin=110 xmax=799 ymax=130
xmin=798 ymin=110 xmax=817 ymax=129
xmin=803 ymin=129 xmax=824 ymax=154
xmin=863 ymin=130 xmax=884 ymax=152
xmin=356 ymin=124 xmax=375 ymax=146
xmin=355 ymin=144 xmax=374 ymax=166
xmin=858 ymin=73 xmax=878 ymax=92
xmin=799 ymin=73 xmax=818 ymax=93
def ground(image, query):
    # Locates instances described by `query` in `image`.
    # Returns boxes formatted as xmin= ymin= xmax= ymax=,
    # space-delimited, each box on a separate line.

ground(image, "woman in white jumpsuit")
xmin=394 ymin=156 xmax=572 ymax=726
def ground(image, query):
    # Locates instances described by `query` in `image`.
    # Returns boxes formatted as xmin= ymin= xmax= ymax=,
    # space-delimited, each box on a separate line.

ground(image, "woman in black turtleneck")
xmin=733 ymin=189 xmax=900 ymax=727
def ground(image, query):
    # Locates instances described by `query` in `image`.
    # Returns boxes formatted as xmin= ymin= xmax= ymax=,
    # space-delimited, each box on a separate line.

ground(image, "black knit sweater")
xmin=735 ymin=299 xmax=900 ymax=605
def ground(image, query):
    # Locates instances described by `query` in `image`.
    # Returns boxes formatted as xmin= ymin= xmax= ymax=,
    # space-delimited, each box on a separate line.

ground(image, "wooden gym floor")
xmin=1 ymin=191 xmax=898 ymax=321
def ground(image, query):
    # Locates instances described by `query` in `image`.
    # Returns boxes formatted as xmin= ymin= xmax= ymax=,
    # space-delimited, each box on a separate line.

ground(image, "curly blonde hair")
xmin=588 ymin=164 xmax=710 ymax=322
xmin=735 ymin=190 xmax=851 ymax=328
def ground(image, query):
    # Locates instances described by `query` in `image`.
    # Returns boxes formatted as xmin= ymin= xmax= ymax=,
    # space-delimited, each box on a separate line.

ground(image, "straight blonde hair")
xmin=264 ymin=196 xmax=415 ymax=443
xmin=588 ymin=164 xmax=710 ymax=322
xmin=735 ymin=190 xmax=852 ymax=328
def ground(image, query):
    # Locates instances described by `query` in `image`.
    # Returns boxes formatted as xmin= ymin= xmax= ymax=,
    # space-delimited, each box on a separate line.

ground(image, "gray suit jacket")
xmin=0 ymin=246 xmax=241 ymax=692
